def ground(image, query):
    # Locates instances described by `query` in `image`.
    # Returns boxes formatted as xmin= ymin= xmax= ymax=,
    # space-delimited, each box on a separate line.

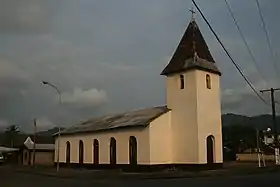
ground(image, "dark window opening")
xmin=66 ymin=141 xmax=71 ymax=165
xmin=180 ymin=74 xmax=185 ymax=89
xmin=110 ymin=137 xmax=117 ymax=165
xmin=93 ymin=139 xmax=99 ymax=164
xmin=206 ymin=74 xmax=211 ymax=89
xmin=129 ymin=136 xmax=137 ymax=165
xmin=79 ymin=140 xmax=84 ymax=165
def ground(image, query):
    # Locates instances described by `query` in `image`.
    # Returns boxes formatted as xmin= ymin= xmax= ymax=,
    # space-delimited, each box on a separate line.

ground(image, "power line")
xmin=191 ymin=0 xmax=269 ymax=105
xmin=224 ymin=0 xmax=270 ymax=87
xmin=255 ymin=0 xmax=280 ymax=80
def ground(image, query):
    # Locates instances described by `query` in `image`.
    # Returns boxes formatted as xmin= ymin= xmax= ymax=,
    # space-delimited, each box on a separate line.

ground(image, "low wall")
xmin=237 ymin=153 xmax=275 ymax=162
xmin=31 ymin=152 xmax=54 ymax=166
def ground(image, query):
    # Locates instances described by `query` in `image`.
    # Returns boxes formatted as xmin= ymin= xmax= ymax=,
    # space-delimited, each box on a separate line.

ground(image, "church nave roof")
xmin=58 ymin=106 xmax=170 ymax=135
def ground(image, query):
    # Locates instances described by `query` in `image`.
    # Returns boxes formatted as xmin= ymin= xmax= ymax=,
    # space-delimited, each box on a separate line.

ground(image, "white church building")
xmin=54 ymin=17 xmax=223 ymax=171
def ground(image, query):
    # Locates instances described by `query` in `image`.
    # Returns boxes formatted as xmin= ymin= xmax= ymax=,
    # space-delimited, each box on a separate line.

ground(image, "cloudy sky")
xmin=0 ymin=0 xmax=279 ymax=132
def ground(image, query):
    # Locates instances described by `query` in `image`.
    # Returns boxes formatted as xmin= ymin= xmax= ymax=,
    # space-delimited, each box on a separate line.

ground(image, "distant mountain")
xmin=222 ymin=113 xmax=280 ymax=130
xmin=222 ymin=113 xmax=249 ymax=126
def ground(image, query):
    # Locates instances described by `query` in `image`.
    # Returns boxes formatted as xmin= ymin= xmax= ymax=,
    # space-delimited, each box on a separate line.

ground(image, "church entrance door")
xmin=206 ymin=135 xmax=214 ymax=164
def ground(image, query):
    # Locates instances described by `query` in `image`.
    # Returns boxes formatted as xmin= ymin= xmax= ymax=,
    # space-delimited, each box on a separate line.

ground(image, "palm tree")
xmin=5 ymin=125 xmax=20 ymax=148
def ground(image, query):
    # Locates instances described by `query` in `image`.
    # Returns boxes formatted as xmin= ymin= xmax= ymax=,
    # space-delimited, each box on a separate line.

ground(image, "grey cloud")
xmin=34 ymin=117 xmax=55 ymax=132
xmin=15 ymin=117 xmax=55 ymax=133
xmin=61 ymin=88 xmax=108 ymax=109
xmin=0 ymin=59 xmax=31 ymax=95
xmin=221 ymin=92 xmax=272 ymax=116
xmin=0 ymin=0 xmax=280 ymax=132
xmin=222 ymin=89 xmax=243 ymax=105
xmin=0 ymin=0 xmax=62 ymax=34
xmin=0 ymin=119 xmax=9 ymax=129
xmin=221 ymin=74 xmax=280 ymax=116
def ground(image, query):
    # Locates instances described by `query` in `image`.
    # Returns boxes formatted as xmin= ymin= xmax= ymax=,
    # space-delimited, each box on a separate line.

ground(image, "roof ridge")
xmin=83 ymin=105 xmax=167 ymax=122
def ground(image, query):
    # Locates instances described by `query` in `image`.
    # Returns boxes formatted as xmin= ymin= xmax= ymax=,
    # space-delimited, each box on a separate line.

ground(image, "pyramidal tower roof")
xmin=161 ymin=18 xmax=221 ymax=76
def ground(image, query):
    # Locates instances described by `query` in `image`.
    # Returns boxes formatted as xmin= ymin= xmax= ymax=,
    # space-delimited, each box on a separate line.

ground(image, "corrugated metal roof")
xmin=0 ymin=134 xmax=54 ymax=148
xmin=24 ymin=137 xmax=54 ymax=151
xmin=0 ymin=146 xmax=19 ymax=153
xmin=59 ymin=106 xmax=170 ymax=136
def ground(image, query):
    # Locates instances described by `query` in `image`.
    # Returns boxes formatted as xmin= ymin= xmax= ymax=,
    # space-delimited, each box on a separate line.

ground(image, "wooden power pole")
xmin=260 ymin=88 xmax=280 ymax=136
xmin=260 ymin=88 xmax=280 ymax=165
xmin=32 ymin=118 xmax=37 ymax=167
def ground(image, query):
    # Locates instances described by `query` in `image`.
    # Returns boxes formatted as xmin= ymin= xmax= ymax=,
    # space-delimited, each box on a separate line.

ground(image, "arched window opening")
xmin=129 ymin=136 xmax=137 ymax=165
xmin=66 ymin=141 xmax=71 ymax=165
xmin=206 ymin=135 xmax=215 ymax=164
xmin=180 ymin=74 xmax=185 ymax=89
xmin=206 ymin=74 xmax=211 ymax=89
xmin=79 ymin=140 xmax=84 ymax=165
xmin=110 ymin=137 xmax=117 ymax=165
xmin=93 ymin=139 xmax=99 ymax=164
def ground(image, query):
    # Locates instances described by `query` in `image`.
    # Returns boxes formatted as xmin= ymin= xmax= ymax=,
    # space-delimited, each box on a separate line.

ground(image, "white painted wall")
xmin=196 ymin=70 xmax=223 ymax=164
xmin=55 ymin=128 xmax=150 ymax=165
xmin=263 ymin=134 xmax=280 ymax=145
xmin=165 ymin=69 xmax=223 ymax=164
xmin=56 ymin=113 xmax=174 ymax=165
xmin=149 ymin=111 xmax=172 ymax=164
xmin=166 ymin=71 xmax=199 ymax=163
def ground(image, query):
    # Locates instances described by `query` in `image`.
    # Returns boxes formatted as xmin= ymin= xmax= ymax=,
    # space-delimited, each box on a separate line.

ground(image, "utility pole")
xmin=260 ymin=88 xmax=280 ymax=165
xmin=32 ymin=118 xmax=36 ymax=167
xmin=42 ymin=81 xmax=62 ymax=172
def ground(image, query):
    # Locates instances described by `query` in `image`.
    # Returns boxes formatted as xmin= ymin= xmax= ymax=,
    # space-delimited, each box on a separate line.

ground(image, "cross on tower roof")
xmin=189 ymin=7 xmax=196 ymax=21
xmin=189 ymin=6 xmax=197 ymax=58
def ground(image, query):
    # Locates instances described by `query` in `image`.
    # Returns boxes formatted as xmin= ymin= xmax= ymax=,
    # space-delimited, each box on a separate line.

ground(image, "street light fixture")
xmin=42 ymin=81 xmax=61 ymax=172
xmin=42 ymin=81 xmax=62 ymax=104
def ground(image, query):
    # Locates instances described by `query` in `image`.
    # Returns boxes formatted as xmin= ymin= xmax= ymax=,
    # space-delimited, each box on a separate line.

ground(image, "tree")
xmin=223 ymin=125 xmax=256 ymax=153
xmin=5 ymin=125 xmax=20 ymax=148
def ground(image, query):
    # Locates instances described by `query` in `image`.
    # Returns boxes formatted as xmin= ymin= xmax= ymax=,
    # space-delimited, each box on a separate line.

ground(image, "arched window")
xmin=206 ymin=74 xmax=211 ymax=89
xmin=79 ymin=140 xmax=84 ymax=165
xmin=180 ymin=74 xmax=185 ymax=89
xmin=66 ymin=141 xmax=71 ymax=165
xmin=93 ymin=139 xmax=99 ymax=164
xmin=110 ymin=137 xmax=117 ymax=165
xmin=129 ymin=136 xmax=137 ymax=165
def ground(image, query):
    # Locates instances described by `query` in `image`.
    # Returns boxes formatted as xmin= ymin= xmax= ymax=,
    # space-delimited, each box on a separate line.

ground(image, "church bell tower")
xmin=161 ymin=13 xmax=223 ymax=166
